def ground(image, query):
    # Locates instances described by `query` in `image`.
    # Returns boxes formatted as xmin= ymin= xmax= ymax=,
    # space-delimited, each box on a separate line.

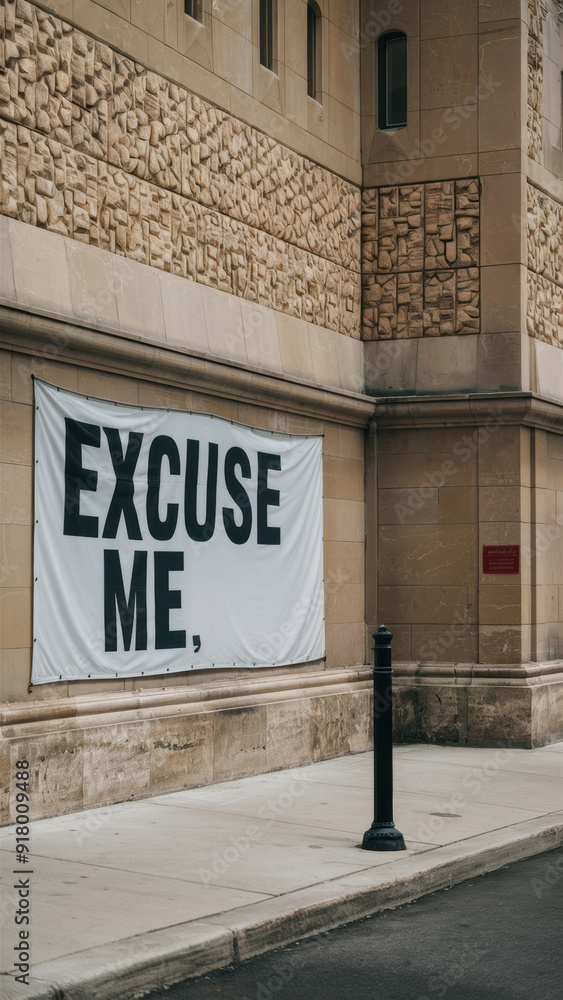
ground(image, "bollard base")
xmin=361 ymin=822 xmax=406 ymax=852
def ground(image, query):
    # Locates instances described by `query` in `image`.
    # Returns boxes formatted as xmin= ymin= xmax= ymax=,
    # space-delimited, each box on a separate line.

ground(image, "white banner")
xmin=32 ymin=380 xmax=324 ymax=684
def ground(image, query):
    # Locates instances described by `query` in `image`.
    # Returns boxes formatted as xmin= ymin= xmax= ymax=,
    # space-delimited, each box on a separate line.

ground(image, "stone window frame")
xmin=376 ymin=29 xmax=407 ymax=132
xmin=260 ymin=0 xmax=278 ymax=73
xmin=184 ymin=0 xmax=201 ymax=21
xmin=307 ymin=1 xmax=322 ymax=102
xmin=179 ymin=0 xmax=212 ymax=67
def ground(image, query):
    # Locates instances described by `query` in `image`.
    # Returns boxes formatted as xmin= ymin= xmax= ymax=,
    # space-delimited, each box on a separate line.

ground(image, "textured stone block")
xmin=527 ymin=184 xmax=563 ymax=349
xmin=9 ymin=729 xmax=84 ymax=821
xmin=0 ymin=2 xmax=361 ymax=337
xmin=394 ymin=685 xmax=465 ymax=745
xmin=467 ymin=685 xmax=532 ymax=746
xmin=213 ymin=706 xmax=268 ymax=782
xmin=310 ymin=690 xmax=371 ymax=760
xmin=527 ymin=28 xmax=542 ymax=161
xmin=83 ymin=721 xmax=151 ymax=807
xmin=149 ymin=713 xmax=214 ymax=793
xmin=361 ymin=179 xmax=480 ymax=340
xmin=265 ymin=698 xmax=313 ymax=771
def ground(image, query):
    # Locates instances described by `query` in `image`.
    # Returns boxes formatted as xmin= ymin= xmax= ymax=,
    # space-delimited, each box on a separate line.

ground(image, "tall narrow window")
xmin=307 ymin=2 xmax=321 ymax=100
xmin=377 ymin=31 xmax=407 ymax=130
xmin=184 ymin=0 xmax=201 ymax=20
xmin=260 ymin=0 xmax=274 ymax=70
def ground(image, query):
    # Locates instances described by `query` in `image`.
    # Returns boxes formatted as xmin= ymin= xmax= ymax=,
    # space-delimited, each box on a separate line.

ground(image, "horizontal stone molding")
xmin=0 ymin=302 xmax=375 ymax=426
xmin=2 ymin=662 xmax=562 ymax=738
xmin=393 ymin=660 xmax=563 ymax=687
xmin=373 ymin=392 xmax=563 ymax=432
xmin=0 ymin=667 xmax=373 ymax=737
xmin=393 ymin=652 xmax=563 ymax=747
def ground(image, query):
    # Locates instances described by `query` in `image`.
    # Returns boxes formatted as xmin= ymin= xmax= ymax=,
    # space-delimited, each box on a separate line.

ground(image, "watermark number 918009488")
xmin=12 ymin=759 xmax=33 ymax=985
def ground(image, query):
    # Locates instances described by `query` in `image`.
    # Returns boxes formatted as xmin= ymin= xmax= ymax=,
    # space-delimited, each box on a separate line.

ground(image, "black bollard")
xmin=361 ymin=626 xmax=406 ymax=851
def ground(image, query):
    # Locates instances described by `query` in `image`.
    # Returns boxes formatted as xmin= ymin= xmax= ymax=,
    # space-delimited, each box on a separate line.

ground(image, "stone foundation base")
xmin=393 ymin=662 xmax=563 ymax=748
xmin=2 ymin=663 xmax=561 ymax=824
xmin=0 ymin=668 xmax=373 ymax=826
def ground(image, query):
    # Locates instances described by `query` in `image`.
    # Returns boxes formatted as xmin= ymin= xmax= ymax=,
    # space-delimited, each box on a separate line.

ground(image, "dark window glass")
xmin=184 ymin=0 xmax=200 ymax=20
xmin=260 ymin=0 xmax=274 ymax=69
xmin=307 ymin=4 xmax=320 ymax=100
xmin=378 ymin=31 xmax=407 ymax=130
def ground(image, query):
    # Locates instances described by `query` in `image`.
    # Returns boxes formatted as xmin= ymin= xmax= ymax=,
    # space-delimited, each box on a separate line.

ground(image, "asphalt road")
xmin=146 ymin=848 xmax=563 ymax=1000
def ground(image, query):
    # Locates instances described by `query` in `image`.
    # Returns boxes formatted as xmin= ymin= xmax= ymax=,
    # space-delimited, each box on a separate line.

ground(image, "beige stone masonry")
xmin=526 ymin=0 xmax=563 ymax=175
xmin=527 ymin=9 xmax=543 ymax=162
xmin=0 ymin=215 xmax=366 ymax=392
xmin=1 ymin=661 xmax=561 ymax=824
xmin=532 ymin=339 xmax=563 ymax=402
xmin=0 ymin=0 xmax=361 ymax=336
xmin=527 ymin=182 xmax=563 ymax=349
xmin=374 ymin=394 xmax=563 ymax=675
xmin=361 ymin=179 xmax=480 ymax=340
xmin=0 ymin=668 xmax=374 ymax=821
xmin=0 ymin=302 xmax=373 ymax=424
xmin=393 ymin=660 xmax=563 ymax=746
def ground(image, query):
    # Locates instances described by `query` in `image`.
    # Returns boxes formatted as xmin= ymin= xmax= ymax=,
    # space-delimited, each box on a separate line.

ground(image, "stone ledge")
xmin=373 ymin=392 xmax=563 ymax=431
xmin=0 ymin=302 xmax=375 ymax=427
xmin=0 ymin=683 xmax=375 ymax=823
xmin=393 ymin=663 xmax=563 ymax=746
xmin=0 ymin=214 xmax=365 ymax=391
xmin=0 ymin=666 xmax=372 ymax=734
xmin=2 ymin=661 xmax=561 ymax=739
xmin=393 ymin=660 xmax=563 ymax=685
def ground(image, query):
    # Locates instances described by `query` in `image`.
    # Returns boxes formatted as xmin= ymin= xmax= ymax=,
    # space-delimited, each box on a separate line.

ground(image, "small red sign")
xmin=483 ymin=545 xmax=520 ymax=575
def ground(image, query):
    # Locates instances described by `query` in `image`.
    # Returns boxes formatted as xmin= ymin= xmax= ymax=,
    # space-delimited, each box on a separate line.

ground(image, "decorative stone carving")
xmin=527 ymin=37 xmax=543 ymax=161
xmin=527 ymin=0 xmax=545 ymax=161
xmin=527 ymin=183 xmax=563 ymax=347
xmin=528 ymin=0 xmax=550 ymax=37
xmin=0 ymin=0 xmax=361 ymax=337
xmin=527 ymin=271 xmax=563 ymax=347
xmin=361 ymin=180 xmax=480 ymax=340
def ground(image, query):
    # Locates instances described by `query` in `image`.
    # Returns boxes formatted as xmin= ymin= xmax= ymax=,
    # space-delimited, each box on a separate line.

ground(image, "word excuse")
xmin=64 ymin=420 xmax=282 ymax=545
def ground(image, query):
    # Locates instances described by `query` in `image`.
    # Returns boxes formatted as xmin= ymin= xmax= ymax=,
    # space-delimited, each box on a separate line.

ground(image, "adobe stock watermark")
xmin=521 ymin=510 xmax=563 ymax=569
xmin=531 ymin=851 xmax=563 ymax=899
xmin=381 ymin=72 xmax=502 ymax=185
xmin=364 ymin=338 xmax=403 ymax=386
xmin=418 ymin=937 xmax=490 ymax=1000
xmin=417 ymin=609 xmax=469 ymax=663
xmin=238 ymin=949 xmax=305 ymax=1000
xmin=341 ymin=0 xmax=404 ymax=61
xmin=415 ymin=746 xmax=516 ymax=843
xmin=251 ymin=564 xmax=348 ymax=667
xmin=197 ymin=775 xmax=311 ymax=882
xmin=70 ymin=808 xmax=109 ymax=845
xmin=393 ymin=411 xmax=507 ymax=525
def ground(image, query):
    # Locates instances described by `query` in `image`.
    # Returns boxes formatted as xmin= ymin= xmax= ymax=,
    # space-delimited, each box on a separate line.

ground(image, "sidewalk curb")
xmin=3 ymin=812 xmax=562 ymax=1000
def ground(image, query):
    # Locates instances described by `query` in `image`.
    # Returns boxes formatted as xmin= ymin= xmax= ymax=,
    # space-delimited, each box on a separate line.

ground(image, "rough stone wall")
xmin=527 ymin=183 xmax=563 ymax=348
xmin=362 ymin=180 xmax=480 ymax=340
xmin=0 ymin=0 xmax=361 ymax=336
xmin=527 ymin=2 xmax=544 ymax=162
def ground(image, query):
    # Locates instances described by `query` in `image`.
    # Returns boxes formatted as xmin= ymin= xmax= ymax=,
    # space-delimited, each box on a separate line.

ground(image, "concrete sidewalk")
xmin=1 ymin=742 xmax=562 ymax=1000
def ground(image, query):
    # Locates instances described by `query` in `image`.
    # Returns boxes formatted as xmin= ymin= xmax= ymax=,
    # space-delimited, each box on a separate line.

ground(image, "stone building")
xmin=0 ymin=0 xmax=562 ymax=823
